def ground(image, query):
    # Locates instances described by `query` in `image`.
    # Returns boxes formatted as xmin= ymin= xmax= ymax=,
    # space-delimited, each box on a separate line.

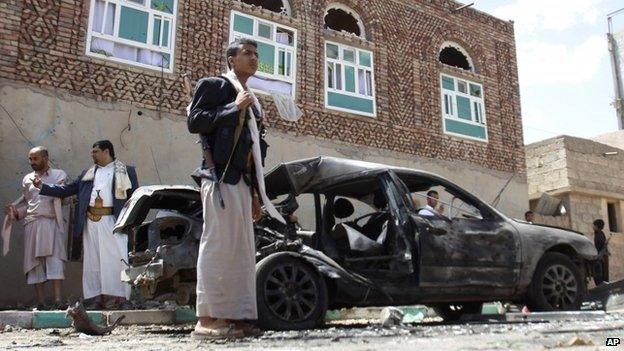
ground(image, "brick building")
xmin=526 ymin=135 xmax=624 ymax=283
xmin=0 ymin=0 xmax=526 ymax=305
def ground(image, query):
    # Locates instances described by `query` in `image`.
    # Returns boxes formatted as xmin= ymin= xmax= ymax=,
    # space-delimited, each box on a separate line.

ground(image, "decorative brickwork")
xmin=0 ymin=0 xmax=524 ymax=173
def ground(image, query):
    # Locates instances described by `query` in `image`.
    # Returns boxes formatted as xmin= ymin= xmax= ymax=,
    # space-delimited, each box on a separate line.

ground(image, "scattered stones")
xmin=380 ymin=307 xmax=404 ymax=328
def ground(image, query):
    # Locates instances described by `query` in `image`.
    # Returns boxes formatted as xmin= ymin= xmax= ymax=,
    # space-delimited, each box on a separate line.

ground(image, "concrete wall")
xmin=0 ymin=81 xmax=528 ymax=307
xmin=592 ymin=130 xmax=624 ymax=151
xmin=564 ymin=136 xmax=624 ymax=197
xmin=525 ymin=137 xmax=569 ymax=197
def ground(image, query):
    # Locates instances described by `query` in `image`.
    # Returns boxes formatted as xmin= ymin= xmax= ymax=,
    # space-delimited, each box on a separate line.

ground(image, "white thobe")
xmin=196 ymin=178 xmax=257 ymax=319
xmin=21 ymin=169 xmax=68 ymax=283
xmin=418 ymin=205 xmax=438 ymax=217
xmin=82 ymin=162 xmax=130 ymax=299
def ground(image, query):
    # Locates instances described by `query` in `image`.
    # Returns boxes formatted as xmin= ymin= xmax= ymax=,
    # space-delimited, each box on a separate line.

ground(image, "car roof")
xmin=264 ymin=156 xmax=449 ymax=198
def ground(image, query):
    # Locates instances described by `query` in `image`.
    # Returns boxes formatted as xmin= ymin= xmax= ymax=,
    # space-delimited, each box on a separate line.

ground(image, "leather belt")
xmin=87 ymin=206 xmax=113 ymax=222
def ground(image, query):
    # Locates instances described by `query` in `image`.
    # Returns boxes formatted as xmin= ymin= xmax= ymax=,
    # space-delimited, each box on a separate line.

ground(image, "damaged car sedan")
xmin=115 ymin=157 xmax=599 ymax=330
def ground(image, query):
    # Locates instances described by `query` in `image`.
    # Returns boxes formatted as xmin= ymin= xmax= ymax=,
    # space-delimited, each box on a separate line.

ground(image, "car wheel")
xmin=256 ymin=254 xmax=328 ymax=330
xmin=528 ymin=252 xmax=586 ymax=311
xmin=432 ymin=303 xmax=483 ymax=322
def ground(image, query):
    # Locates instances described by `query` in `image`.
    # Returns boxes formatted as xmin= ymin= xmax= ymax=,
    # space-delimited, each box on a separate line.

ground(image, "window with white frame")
xmin=325 ymin=41 xmax=375 ymax=116
xmin=86 ymin=0 xmax=177 ymax=72
xmin=440 ymin=74 xmax=488 ymax=141
xmin=229 ymin=11 xmax=297 ymax=97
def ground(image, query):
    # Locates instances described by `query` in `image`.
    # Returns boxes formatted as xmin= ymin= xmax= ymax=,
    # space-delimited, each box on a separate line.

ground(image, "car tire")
xmin=431 ymin=303 xmax=483 ymax=322
xmin=256 ymin=254 xmax=328 ymax=330
xmin=527 ymin=252 xmax=586 ymax=311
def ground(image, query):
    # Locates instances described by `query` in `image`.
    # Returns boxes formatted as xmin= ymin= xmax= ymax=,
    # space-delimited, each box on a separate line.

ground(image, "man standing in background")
xmin=34 ymin=140 xmax=138 ymax=309
xmin=3 ymin=146 xmax=67 ymax=309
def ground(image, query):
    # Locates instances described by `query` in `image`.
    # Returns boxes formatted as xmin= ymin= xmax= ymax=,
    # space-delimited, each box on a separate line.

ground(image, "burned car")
xmin=115 ymin=157 xmax=599 ymax=330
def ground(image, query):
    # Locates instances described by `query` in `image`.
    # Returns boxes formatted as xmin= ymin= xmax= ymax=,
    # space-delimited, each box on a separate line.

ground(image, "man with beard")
xmin=4 ymin=146 xmax=67 ymax=309
xmin=34 ymin=140 xmax=138 ymax=309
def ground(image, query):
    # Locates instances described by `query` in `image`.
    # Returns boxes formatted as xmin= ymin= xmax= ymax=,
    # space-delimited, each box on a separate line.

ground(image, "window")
xmin=324 ymin=4 xmax=365 ymax=38
xmin=439 ymin=42 xmax=474 ymax=72
xmin=607 ymin=202 xmax=621 ymax=232
xmin=440 ymin=74 xmax=488 ymax=142
xmin=325 ymin=41 xmax=376 ymax=116
xmin=239 ymin=0 xmax=291 ymax=15
xmin=229 ymin=11 xmax=297 ymax=97
xmin=86 ymin=0 xmax=177 ymax=72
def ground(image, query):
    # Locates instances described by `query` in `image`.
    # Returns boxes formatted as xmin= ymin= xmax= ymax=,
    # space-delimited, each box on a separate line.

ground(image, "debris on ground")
xmin=605 ymin=293 xmax=624 ymax=312
xmin=557 ymin=335 xmax=594 ymax=347
xmin=67 ymin=302 xmax=125 ymax=336
xmin=380 ymin=307 xmax=404 ymax=328
xmin=401 ymin=309 xmax=425 ymax=323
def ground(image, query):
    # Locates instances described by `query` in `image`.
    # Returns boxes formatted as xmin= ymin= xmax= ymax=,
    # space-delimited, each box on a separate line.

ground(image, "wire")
xmin=0 ymin=102 xmax=73 ymax=181
xmin=150 ymin=146 xmax=163 ymax=185
xmin=1 ymin=102 xmax=36 ymax=149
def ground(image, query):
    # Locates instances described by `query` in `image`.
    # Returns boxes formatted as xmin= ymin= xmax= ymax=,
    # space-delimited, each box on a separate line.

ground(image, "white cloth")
xmin=89 ymin=162 xmax=115 ymax=206
xmin=82 ymin=160 xmax=132 ymax=200
xmin=418 ymin=205 xmax=438 ymax=217
xmin=82 ymin=217 xmax=130 ymax=299
xmin=196 ymin=178 xmax=257 ymax=319
xmin=23 ymin=217 xmax=67 ymax=275
xmin=222 ymin=70 xmax=285 ymax=224
xmin=271 ymin=91 xmax=302 ymax=122
xmin=82 ymin=165 xmax=130 ymax=299
xmin=26 ymin=256 xmax=64 ymax=285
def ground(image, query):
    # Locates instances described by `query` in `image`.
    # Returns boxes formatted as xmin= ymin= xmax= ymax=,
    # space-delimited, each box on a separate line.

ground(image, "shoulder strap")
xmin=218 ymin=75 xmax=247 ymax=184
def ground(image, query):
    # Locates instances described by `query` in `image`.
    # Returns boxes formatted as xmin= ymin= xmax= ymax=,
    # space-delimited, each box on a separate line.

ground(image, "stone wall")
xmin=526 ymin=136 xmax=624 ymax=282
xmin=0 ymin=0 xmax=525 ymax=174
xmin=525 ymin=137 xmax=569 ymax=197
xmin=564 ymin=137 xmax=624 ymax=196
xmin=592 ymin=130 xmax=624 ymax=151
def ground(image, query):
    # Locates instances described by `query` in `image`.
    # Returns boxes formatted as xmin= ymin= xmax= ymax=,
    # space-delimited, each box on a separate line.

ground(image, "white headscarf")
xmin=222 ymin=70 xmax=286 ymax=224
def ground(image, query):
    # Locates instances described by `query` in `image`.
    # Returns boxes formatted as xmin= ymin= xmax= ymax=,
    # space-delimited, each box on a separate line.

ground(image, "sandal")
xmin=191 ymin=323 xmax=245 ymax=340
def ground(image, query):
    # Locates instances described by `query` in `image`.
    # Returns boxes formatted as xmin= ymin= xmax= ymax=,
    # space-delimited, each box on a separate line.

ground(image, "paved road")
xmin=1 ymin=315 xmax=624 ymax=350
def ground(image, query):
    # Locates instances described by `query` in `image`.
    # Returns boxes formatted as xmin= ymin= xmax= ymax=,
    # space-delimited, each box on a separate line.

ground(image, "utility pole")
xmin=608 ymin=8 xmax=624 ymax=129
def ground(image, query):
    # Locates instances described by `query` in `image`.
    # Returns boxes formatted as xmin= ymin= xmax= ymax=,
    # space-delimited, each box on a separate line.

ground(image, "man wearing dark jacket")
xmin=593 ymin=219 xmax=608 ymax=285
xmin=187 ymin=38 xmax=279 ymax=340
xmin=34 ymin=140 xmax=138 ymax=308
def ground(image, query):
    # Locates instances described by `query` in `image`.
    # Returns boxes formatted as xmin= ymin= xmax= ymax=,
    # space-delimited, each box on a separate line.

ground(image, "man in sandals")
xmin=187 ymin=38 xmax=285 ymax=339
xmin=3 ymin=146 xmax=67 ymax=309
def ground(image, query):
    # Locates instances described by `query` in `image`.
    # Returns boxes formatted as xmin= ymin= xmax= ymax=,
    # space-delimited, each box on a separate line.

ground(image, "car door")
xmin=417 ymin=186 xmax=521 ymax=288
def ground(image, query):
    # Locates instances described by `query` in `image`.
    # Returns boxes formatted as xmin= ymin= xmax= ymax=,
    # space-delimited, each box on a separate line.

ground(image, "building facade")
xmin=526 ymin=135 xmax=624 ymax=283
xmin=0 ymin=0 xmax=526 ymax=305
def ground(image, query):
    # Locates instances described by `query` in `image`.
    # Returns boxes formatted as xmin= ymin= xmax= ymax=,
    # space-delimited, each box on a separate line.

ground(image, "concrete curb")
xmin=0 ymin=304 xmax=504 ymax=329
xmin=0 ymin=308 xmax=196 ymax=329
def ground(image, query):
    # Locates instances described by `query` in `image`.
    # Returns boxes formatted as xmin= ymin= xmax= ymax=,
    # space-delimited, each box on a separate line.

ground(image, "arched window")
xmin=240 ymin=0 xmax=291 ymax=16
xmin=324 ymin=4 xmax=366 ymax=39
xmin=439 ymin=42 xmax=474 ymax=72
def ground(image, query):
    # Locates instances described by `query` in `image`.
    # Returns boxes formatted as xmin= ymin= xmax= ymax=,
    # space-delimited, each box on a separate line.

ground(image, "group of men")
xmin=4 ymin=141 xmax=138 ymax=310
xmin=3 ymin=37 xmax=277 ymax=340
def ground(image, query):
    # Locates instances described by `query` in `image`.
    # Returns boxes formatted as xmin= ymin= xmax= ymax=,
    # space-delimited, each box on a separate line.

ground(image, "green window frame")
xmin=325 ymin=41 xmax=376 ymax=117
xmin=229 ymin=11 xmax=297 ymax=96
xmin=440 ymin=74 xmax=488 ymax=141
xmin=87 ymin=0 xmax=177 ymax=71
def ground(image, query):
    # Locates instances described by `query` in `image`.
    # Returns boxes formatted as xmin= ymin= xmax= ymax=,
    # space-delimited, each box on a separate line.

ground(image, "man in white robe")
xmin=35 ymin=140 xmax=138 ymax=309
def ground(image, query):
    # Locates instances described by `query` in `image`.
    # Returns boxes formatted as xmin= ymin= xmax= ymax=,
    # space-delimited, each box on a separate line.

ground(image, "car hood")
xmin=514 ymin=220 xmax=598 ymax=259
xmin=113 ymin=185 xmax=200 ymax=234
